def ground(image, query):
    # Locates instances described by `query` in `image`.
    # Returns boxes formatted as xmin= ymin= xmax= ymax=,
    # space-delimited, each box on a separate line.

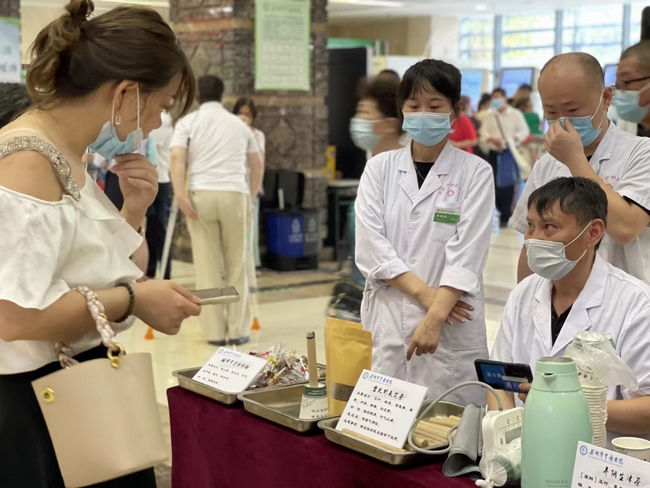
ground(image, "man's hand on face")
xmin=544 ymin=118 xmax=589 ymax=172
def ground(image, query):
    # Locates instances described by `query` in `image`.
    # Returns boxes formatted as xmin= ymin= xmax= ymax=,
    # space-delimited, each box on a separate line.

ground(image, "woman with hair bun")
xmin=0 ymin=0 xmax=200 ymax=486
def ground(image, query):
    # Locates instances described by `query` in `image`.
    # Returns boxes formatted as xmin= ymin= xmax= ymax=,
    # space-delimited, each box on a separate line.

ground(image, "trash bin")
xmin=265 ymin=209 xmax=320 ymax=271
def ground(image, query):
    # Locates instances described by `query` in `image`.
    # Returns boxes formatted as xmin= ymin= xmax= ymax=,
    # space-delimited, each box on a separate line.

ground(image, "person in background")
xmin=490 ymin=177 xmax=650 ymax=441
xmin=511 ymin=83 xmax=532 ymax=106
xmin=376 ymin=69 xmax=401 ymax=84
xmin=330 ymin=78 xmax=405 ymax=321
xmin=234 ymin=97 xmax=265 ymax=269
xmin=355 ymin=59 xmax=494 ymax=405
xmin=513 ymin=52 xmax=650 ymax=285
xmin=171 ymin=75 xmax=263 ymax=346
xmin=0 ymin=0 xmax=201 ymax=485
xmin=234 ymin=97 xmax=265 ymax=329
xmin=474 ymin=93 xmax=492 ymax=124
xmin=613 ymin=40 xmax=650 ymax=136
xmin=480 ymin=87 xmax=530 ymax=227
xmin=515 ymin=98 xmax=541 ymax=136
xmin=460 ymin=95 xmax=473 ymax=117
xmin=449 ymin=94 xmax=478 ymax=154
xmin=145 ymin=111 xmax=173 ymax=280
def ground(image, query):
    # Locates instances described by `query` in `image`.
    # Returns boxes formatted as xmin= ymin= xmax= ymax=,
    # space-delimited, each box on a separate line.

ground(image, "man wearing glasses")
xmin=613 ymin=41 xmax=650 ymax=136
xmin=512 ymin=52 xmax=650 ymax=285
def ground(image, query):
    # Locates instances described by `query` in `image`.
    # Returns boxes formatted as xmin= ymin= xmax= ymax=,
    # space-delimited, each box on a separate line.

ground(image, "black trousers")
xmin=0 ymin=346 xmax=156 ymax=488
xmin=496 ymin=185 xmax=516 ymax=225
xmin=488 ymin=150 xmax=516 ymax=224
xmin=146 ymin=182 xmax=172 ymax=279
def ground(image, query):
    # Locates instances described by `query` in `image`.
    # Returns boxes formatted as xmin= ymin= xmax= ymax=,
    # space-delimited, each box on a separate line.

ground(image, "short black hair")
xmin=528 ymin=177 xmax=607 ymax=247
xmin=398 ymin=59 xmax=461 ymax=117
xmin=492 ymin=87 xmax=507 ymax=98
xmin=518 ymin=84 xmax=532 ymax=91
xmin=198 ymin=75 xmax=224 ymax=104
xmin=377 ymin=69 xmax=401 ymax=83
xmin=233 ymin=97 xmax=257 ymax=120
xmin=514 ymin=97 xmax=531 ymax=111
xmin=363 ymin=78 xmax=400 ymax=119
xmin=0 ymin=83 xmax=30 ymax=129
xmin=621 ymin=41 xmax=650 ymax=77
xmin=479 ymin=93 xmax=492 ymax=110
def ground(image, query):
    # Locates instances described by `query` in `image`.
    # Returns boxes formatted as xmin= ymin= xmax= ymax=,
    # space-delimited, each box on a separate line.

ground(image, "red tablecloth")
xmin=168 ymin=387 xmax=478 ymax=488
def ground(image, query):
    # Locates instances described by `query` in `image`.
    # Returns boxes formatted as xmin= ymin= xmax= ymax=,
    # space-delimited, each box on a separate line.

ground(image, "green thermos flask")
xmin=521 ymin=357 xmax=593 ymax=488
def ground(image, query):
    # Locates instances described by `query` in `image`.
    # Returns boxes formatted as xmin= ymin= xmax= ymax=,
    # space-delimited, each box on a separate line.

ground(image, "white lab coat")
xmin=491 ymin=255 xmax=650 ymax=442
xmin=355 ymin=142 xmax=495 ymax=406
xmin=511 ymin=122 xmax=650 ymax=283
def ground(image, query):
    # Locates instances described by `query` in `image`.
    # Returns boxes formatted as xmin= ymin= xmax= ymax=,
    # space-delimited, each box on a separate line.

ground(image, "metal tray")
xmin=173 ymin=368 xmax=241 ymax=405
xmin=318 ymin=401 xmax=465 ymax=466
xmin=173 ymin=365 xmax=327 ymax=406
xmin=238 ymin=384 xmax=336 ymax=434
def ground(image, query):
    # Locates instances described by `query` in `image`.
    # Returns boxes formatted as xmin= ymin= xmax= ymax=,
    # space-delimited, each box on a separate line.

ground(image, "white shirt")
xmin=491 ymin=255 xmax=650 ymax=440
xmin=0 ymin=133 xmax=142 ymax=373
xmin=171 ymin=102 xmax=259 ymax=194
xmin=151 ymin=112 xmax=173 ymax=184
xmin=511 ymin=122 xmax=650 ymax=283
xmin=356 ymin=142 xmax=495 ymax=405
xmin=253 ymin=128 xmax=266 ymax=154
xmin=479 ymin=106 xmax=530 ymax=152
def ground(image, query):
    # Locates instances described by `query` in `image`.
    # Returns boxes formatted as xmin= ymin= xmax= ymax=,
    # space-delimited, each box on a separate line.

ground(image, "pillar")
xmin=170 ymin=0 xmax=329 ymax=263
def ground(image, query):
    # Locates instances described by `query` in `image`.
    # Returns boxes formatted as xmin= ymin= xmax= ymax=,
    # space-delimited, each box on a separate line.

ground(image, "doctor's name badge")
xmin=433 ymin=207 xmax=461 ymax=224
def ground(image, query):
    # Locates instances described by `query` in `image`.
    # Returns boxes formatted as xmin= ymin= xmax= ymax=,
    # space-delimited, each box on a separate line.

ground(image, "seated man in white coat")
xmin=514 ymin=52 xmax=650 ymax=284
xmin=491 ymin=177 xmax=650 ymax=438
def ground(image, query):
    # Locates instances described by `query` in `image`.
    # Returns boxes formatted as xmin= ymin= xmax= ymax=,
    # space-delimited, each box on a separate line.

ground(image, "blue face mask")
xmin=490 ymin=98 xmax=505 ymax=110
xmin=350 ymin=118 xmax=382 ymax=152
xmin=402 ymin=111 xmax=451 ymax=147
xmin=612 ymin=83 xmax=650 ymax=123
xmin=547 ymin=93 xmax=605 ymax=147
xmin=90 ymin=85 xmax=144 ymax=159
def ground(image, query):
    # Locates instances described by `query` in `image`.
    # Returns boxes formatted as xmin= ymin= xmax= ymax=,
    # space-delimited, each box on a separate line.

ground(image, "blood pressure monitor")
xmin=481 ymin=407 xmax=524 ymax=456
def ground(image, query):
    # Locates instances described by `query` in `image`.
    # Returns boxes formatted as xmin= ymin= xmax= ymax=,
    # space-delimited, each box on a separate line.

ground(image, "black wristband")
xmin=115 ymin=282 xmax=135 ymax=323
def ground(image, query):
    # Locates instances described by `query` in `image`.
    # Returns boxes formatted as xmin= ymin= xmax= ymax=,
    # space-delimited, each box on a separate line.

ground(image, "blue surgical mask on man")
xmin=547 ymin=91 xmax=605 ymax=147
xmin=350 ymin=118 xmax=383 ymax=152
xmin=490 ymin=98 xmax=505 ymax=111
xmin=612 ymin=81 xmax=650 ymax=124
xmin=402 ymin=111 xmax=452 ymax=147
xmin=90 ymin=85 xmax=144 ymax=159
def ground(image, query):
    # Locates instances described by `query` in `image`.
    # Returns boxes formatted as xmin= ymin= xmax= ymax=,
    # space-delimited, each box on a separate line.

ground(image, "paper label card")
xmin=572 ymin=442 xmax=650 ymax=487
xmin=336 ymin=370 xmax=428 ymax=449
xmin=193 ymin=348 xmax=268 ymax=394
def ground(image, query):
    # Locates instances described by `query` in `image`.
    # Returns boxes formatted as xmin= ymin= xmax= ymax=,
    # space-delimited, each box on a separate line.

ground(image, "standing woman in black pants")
xmin=0 ymin=0 xmax=201 ymax=486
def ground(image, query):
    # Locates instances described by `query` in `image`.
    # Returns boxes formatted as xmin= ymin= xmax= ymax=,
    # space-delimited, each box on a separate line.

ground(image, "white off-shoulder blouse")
xmin=0 ymin=132 xmax=143 ymax=374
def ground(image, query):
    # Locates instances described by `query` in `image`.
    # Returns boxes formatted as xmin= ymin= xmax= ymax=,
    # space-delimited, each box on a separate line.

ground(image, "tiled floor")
xmin=122 ymin=226 xmax=524 ymax=484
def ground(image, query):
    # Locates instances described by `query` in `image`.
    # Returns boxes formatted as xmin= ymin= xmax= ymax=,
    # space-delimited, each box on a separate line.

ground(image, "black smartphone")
xmin=474 ymin=359 xmax=533 ymax=393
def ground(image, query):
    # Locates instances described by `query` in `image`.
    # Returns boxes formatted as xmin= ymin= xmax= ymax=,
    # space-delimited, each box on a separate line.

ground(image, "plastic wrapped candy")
xmin=247 ymin=343 xmax=324 ymax=390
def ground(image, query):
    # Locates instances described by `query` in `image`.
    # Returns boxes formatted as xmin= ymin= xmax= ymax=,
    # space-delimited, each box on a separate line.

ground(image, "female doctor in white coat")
xmin=355 ymin=59 xmax=495 ymax=405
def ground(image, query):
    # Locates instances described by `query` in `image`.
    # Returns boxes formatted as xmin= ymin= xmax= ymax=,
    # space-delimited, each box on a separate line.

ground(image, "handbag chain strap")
xmin=55 ymin=286 xmax=125 ymax=369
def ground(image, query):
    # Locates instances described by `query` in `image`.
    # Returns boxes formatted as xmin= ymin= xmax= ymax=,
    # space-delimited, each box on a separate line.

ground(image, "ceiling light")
xmin=329 ymin=0 xmax=405 ymax=7
xmin=475 ymin=4 xmax=488 ymax=10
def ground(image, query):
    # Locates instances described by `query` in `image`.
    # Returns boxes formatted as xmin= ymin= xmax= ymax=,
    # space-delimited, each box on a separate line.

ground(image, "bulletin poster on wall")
xmin=0 ymin=18 xmax=20 ymax=83
xmin=254 ymin=0 xmax=311 ymax=91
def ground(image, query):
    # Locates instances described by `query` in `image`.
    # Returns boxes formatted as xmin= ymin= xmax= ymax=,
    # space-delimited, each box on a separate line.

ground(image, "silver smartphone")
xmin=191 ymin=286 xmax=240 ymax=305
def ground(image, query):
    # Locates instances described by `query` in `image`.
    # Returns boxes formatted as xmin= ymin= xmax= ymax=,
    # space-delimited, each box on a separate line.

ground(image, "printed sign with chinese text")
xmin=193 ymin=348 xmax=268 ymax=394
xmin=336 ymin=370 xmax=428 ymax=449
xmin=572 ymin=442 xmax=649 ymax=488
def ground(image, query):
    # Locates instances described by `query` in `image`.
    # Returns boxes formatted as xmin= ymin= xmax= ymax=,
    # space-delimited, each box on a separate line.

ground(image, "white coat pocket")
xmin=429 ymin=201 xmax=460 ymax=243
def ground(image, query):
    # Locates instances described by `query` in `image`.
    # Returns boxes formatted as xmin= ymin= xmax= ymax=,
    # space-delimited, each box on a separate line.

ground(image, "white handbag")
xmin=31 ymin=286 xmax=167 ymax=488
